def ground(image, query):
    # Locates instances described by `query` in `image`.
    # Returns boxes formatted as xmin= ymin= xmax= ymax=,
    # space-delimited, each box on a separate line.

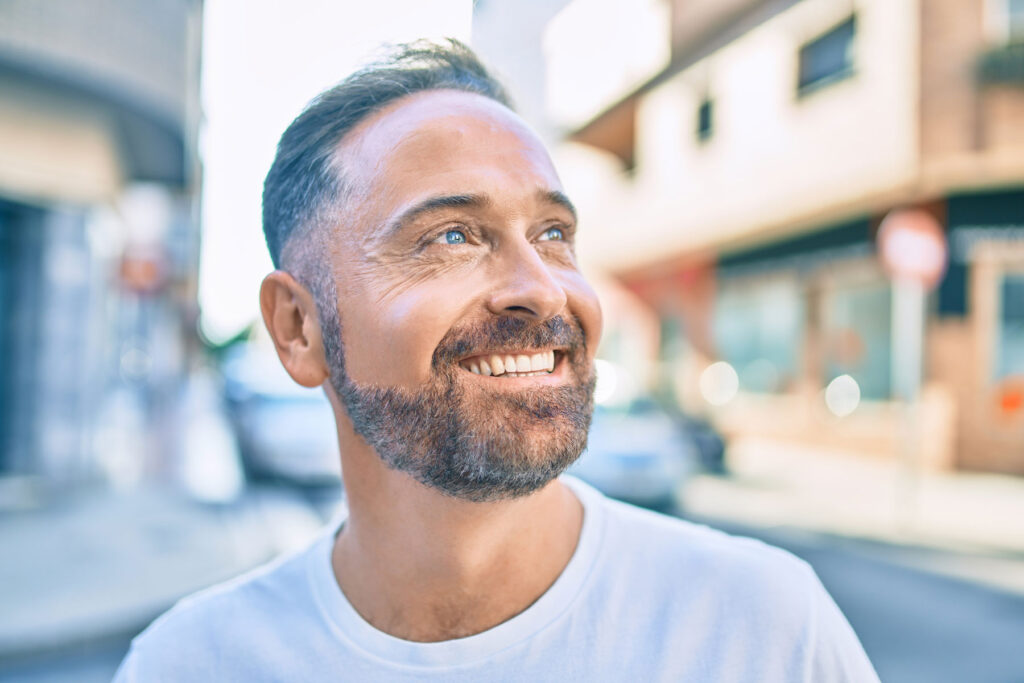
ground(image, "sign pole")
xmin=891 ymin=276 xmax=925 ymax=530
xmin=877 ymin=208 xmax=948 ymax=535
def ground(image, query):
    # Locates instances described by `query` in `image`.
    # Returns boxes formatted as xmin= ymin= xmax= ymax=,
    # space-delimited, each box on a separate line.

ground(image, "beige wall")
xmin=567 ymin=0 xmax=1024 ymax=273
xmin=915 ymin=0 xmax=1024 ymax=472
xmin=0 ymin=74 xmax=122 ymax=204
xmin=963 ymin=243 xmax=1024 ymax=473
xmin=577 ymin=0 xmax=921 ymax=273
xmin=919 ymin=0 xmax=1024 ymax=194
xmin=708 ymin=386 xmax=957 ymax=470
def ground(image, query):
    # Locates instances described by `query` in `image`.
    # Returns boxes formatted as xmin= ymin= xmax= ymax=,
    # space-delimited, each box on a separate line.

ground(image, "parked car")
xmin=676 ymin=412 xmax=727 ymax=475
xmin=221 ymin=345 xmax=341 ymax=486
xmin=569 ymin=398 xmax=707 ymax=510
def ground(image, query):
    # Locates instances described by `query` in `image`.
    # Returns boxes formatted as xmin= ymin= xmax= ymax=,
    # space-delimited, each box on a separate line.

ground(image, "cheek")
xmin=338 ymin=282 xmax=473 ymax=386
xmin=563 ymin=273 xmax=603 ymax=358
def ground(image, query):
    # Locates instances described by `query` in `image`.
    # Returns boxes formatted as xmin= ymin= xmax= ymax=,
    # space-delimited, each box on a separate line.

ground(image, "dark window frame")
xmin=797 ymin=15 xmax=858 ymax=96
xmin=696 ymin=97 xmax=714 ymax=142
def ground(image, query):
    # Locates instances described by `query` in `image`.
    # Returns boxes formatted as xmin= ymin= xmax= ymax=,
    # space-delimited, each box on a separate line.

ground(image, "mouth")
xmin=457 ymin=349 xmax=564 ymax=378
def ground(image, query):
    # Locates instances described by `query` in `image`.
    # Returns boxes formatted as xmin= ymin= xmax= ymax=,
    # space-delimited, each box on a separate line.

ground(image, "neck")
xmin=329 ymin=411 xmax=583 ymax=642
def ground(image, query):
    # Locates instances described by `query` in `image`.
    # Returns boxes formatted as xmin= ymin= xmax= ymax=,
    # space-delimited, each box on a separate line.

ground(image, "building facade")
xmin=562 ymin=0 xmax=1024 ymax=473
xmin=0 ymin=0 xmax=203 ymax=488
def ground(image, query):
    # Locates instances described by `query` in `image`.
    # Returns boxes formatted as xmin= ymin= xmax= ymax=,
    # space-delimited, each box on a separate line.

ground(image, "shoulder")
xmin=584 ymin=487 xmax=821 ymax=622
xmin=116 ymin=532 xmax=331 ymax=680
xmin=149 ymin=534 xmax=317 ymax=632
xmin=579 ymin=490 xmax=878 ymax=680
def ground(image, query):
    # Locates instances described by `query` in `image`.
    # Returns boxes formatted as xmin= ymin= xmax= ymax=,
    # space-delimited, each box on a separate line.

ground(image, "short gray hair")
xmin=261 ymin=39 xmax=512 ymax=270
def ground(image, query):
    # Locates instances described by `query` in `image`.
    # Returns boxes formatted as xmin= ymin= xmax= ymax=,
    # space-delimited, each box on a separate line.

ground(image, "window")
xmin=995 ymin=273 xmax=1024 ymax=380
xmin=696 ymin=97 xmax=713 ymax=142
xmin=714 ymin=277 xmax=804 ymax=393
xmin=659 ymin=316 xmax=684 ymax=362
xmin=821 ymin=280 xmax=892 ymax=400
xmin=1009 ymin=0 xmax=1024 ymax=40
xmin=797 ymin=15 xmax=857 ymax=94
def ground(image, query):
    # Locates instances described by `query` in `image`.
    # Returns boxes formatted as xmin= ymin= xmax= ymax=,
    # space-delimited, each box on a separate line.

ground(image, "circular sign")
xmin=877 ymin=209 xmax=948 ymax=289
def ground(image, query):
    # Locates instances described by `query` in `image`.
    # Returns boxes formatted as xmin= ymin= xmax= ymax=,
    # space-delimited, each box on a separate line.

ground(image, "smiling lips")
xmin=458 ymin=350 xmax=558 ymax=377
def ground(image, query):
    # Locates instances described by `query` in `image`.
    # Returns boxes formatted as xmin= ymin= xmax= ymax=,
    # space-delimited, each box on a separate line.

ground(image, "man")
xmin=114 ymin=40 xmax=877 ymax=681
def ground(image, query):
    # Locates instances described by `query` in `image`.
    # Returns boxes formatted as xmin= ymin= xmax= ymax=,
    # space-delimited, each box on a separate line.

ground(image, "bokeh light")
xmin=825 ymin=374 xmax=861 ymax=417
xmin=699 ymin=361 xmax=739 ymax=406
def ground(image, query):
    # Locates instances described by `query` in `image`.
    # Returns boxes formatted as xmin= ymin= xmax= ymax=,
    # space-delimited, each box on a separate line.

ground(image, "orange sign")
xmin=120 ymin=248 xmax=166 ymax=294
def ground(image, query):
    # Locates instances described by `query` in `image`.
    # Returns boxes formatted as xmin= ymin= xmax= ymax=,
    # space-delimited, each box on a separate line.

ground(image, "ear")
xmin=259 ymin=270 xmax=329 ymax=388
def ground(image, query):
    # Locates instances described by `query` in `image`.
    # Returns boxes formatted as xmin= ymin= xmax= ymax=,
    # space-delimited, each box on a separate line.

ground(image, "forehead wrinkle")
xmin=338 ymin=94 xmax=545 ymax=190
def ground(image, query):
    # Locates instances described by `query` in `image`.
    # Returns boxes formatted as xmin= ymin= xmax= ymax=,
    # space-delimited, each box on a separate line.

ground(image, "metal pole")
xmin=892 ymin=276 xmax=925 ymax=531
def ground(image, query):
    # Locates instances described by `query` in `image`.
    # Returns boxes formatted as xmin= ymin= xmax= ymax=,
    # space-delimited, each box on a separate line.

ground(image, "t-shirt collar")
xmin=307 ymin=476 xmax=607 ymax=669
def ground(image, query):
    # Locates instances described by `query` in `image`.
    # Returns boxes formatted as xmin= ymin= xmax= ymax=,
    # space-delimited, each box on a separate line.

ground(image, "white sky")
xmin=198 ymin=0 xmax=473 ymax=344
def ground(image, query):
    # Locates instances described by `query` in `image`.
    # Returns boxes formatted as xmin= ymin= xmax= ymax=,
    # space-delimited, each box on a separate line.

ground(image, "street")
xmin=0 ymin=639 xmax=128 ymax=683
xmin=695 ymin=518 xmax=1024 ymax=683
xmin=787 ymin=538 xmax=1024 ymax=683
xmin=2 ymin=486 xmax=1022 ymax=682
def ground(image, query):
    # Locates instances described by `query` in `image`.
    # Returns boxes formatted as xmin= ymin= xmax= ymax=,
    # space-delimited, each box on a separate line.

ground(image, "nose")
xmin=486 ymin=241 xmax=568 ymax=321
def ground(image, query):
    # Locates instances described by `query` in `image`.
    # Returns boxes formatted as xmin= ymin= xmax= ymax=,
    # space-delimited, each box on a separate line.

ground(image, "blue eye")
xmin=443 ymin=229 xmax=467 ymax=244
xmin=541 ymin=226 xmax=565 ymax=241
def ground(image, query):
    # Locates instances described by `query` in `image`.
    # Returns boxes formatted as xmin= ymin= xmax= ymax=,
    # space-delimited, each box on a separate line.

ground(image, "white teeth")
xmin=461 ymin=351 xmax=557 ymax=376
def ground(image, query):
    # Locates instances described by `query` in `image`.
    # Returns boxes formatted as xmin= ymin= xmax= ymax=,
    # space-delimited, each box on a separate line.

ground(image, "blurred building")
xmin=0 ymin=0 xmax=203 ymax=488
xmin=555 ymin=0 xmax=1024 ymax=474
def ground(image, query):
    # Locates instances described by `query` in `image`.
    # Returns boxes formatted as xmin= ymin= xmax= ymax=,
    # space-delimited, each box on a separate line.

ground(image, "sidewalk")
xmin=681 ymin=436 xmax=1024 ymax=593
xmin=0 ymin=483 xmax=328 ymax=661
xmin=5 ymin=441 xmax=1022 ymax=662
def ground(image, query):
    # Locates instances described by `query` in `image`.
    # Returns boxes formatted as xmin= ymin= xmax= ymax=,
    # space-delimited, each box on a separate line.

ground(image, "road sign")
xmin=877 ymin=209 xmax=948 ymax=290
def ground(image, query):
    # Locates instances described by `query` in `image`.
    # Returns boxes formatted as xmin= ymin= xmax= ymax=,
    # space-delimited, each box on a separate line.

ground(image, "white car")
xmin=222 ymin=345 xmax=341 ymax=486
xmin=569 ymin=401 xmax=698 ymax=510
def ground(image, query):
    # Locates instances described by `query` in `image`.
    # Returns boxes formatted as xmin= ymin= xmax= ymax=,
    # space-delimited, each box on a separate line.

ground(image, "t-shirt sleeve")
xmin=110 ymin=644 xmax=138 ymax=683
xmin=805 ymin=571 xmax=880 ymax=683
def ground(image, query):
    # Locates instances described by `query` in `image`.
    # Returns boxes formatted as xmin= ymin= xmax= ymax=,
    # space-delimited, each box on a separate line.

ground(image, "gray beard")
xmin=320 ymin=306 xmax=595 ymax=502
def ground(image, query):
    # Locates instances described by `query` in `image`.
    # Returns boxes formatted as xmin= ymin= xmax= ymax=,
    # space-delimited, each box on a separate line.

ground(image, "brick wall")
xmin=920 ymin=0 xmax=986 ymax=161
xmin=921 ymin=0 xmax=1024 ymax=177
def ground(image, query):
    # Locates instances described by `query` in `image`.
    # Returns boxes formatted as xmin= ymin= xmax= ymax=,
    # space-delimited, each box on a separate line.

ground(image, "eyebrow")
xmin=384 ymin=189 xmax=578 ymax=238
xmin=539 ymin=189 xmax=578 ymax=224
xmin=384 ymin=194 xmax=488 ymax=238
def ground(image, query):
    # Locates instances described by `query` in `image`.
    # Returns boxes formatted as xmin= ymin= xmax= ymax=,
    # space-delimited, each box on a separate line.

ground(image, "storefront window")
xmin=1007 ymin=0 xmax=1024 ymax=40
xmin=996 ymin=273 xmax=1024 ymax=379
xmin=714 ymin=277 xmax=803 ymax=393
xmin=822 ymin=280 xmax=892 ymax=400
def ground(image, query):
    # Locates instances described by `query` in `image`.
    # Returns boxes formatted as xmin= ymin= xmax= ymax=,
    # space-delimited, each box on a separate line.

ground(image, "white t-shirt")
xmin=113 ymin=477 xmax=878 ymax=682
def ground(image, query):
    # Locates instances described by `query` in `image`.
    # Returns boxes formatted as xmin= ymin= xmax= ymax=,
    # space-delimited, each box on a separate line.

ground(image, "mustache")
xmin=432 ymin=315 xmax=586 ymax=368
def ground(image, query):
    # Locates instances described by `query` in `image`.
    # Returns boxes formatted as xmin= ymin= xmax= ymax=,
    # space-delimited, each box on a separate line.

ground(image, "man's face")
xmin=321 ymin=89 xmax=602 ymax=502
